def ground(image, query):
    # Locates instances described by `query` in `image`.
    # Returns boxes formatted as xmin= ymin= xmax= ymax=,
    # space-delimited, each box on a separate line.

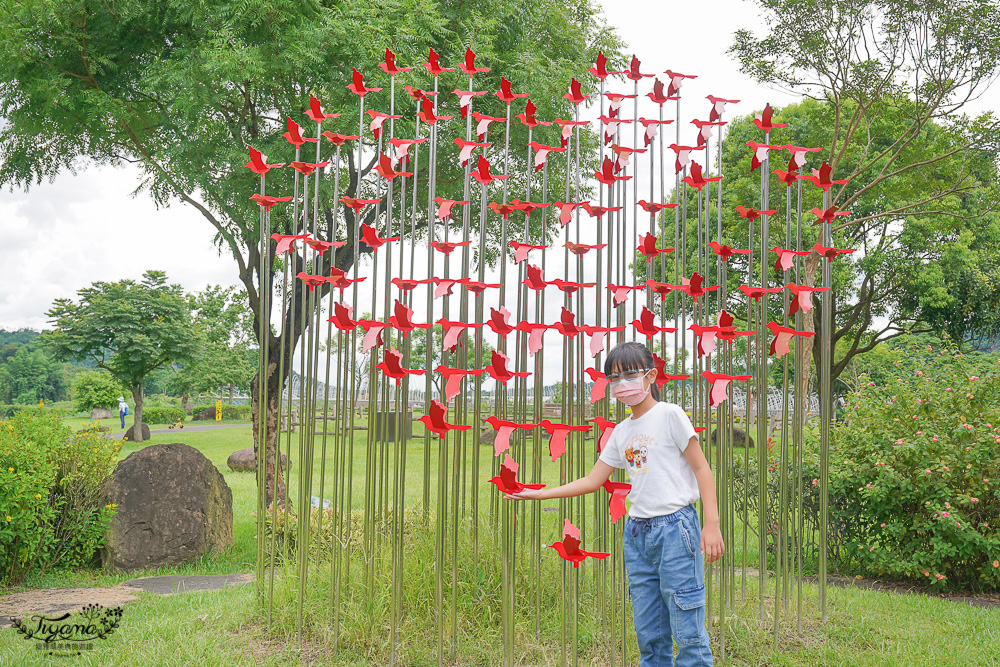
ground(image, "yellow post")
xmin=215 ymin=400 xmax=222 ymax=422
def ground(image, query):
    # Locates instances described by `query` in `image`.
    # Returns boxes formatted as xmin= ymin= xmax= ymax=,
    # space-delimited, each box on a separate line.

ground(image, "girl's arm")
xmin=504 ymin=460 xmax=615 ymax=501
xmin=682 ymin=436 xmax=725 ymax=563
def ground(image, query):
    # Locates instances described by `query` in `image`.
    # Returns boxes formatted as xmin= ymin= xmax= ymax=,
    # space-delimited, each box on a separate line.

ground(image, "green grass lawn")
xmin=1 ymin=425 xmax=997 ymax=666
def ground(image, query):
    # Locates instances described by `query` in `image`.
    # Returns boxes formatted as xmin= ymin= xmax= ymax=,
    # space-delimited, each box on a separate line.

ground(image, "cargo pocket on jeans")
xmin=670 ymin=585 xmax=706 ymax=645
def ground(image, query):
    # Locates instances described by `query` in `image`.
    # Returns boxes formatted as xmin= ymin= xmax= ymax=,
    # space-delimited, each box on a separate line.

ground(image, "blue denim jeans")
xmin=623 ymin=504 xmax=712 ymax=667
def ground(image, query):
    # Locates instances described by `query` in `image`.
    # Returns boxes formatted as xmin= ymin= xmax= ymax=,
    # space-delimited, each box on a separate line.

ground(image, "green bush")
xmin=0 ymin=412 xmax=120 ymax=585
xmin=72 ymin=370 xmax=125 ymax=413
xmin=823 ymin=344 xmax=1000 ymax=591
xmin=140 ymin=406 xmax=187 ymax=425
xmin=192 ymin=404 xmax=252 ymax=421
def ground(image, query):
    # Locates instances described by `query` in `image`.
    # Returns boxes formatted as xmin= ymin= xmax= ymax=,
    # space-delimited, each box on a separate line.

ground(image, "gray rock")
xmin=123 ymin=423 xmax=151 ymax=441
xmin=193 ymin=407 xmax=216 ymax=421
xmin=103 ymin=443 xmax=233 ymax=572
xmin=90 ymin=408 xmax=113 ymax=420
xmin=709 ymin=427 xmax=755 ymax=449
xmin=226 ymin=447 xmax=289 ymax=473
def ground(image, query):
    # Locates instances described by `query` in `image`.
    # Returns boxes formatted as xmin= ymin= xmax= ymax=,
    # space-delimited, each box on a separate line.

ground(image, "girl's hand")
xmin=504 ymin=488 xmax=545 ymax=501
xmin=701 ymin=523 xmax=725 ymax=564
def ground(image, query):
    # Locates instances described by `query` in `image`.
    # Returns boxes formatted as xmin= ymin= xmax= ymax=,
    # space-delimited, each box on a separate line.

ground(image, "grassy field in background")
xmin=1 ymin=423 xmax=997 ymax=665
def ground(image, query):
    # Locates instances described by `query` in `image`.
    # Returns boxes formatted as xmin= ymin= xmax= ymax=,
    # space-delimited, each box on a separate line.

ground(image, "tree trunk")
xmin=130 ymin=382 xmax=145 ymax=443
xmin=796 ymin=256 xmax=821 ymax=429
xmin=228 ymin=383 xmax=234 ymax=405
xmin=251 ymin=337 xmax=287 ymax=508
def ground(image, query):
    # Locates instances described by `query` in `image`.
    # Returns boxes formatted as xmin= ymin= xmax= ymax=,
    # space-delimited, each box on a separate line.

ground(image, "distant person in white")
xmin=117 ymin=396 xmax=128 ymax=430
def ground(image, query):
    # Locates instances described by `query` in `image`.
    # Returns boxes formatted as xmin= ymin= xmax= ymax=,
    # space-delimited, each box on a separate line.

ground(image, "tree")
xmin=44 ymin=271 xmax=200 ymax=441
xmin=72 ymin=370 xmax=126 ymax=413
xmin=167 ymin=286 xmax=256 ymax=405
xmin=0 ymin=0 xmax=624 ymax=505
xmin=0 ymin=345 xmax=66 ymax=404
xmin=720 ymin=0 xmax=1000 ymax=392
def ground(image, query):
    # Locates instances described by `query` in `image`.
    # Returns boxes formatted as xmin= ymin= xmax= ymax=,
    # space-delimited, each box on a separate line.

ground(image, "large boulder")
xmin=226 ymin=447 xmax=290 ymax=472
xmin=709 ymin=427 xmax=755 ymax=449
xmin=103 ymin=443 xmax=233 ymax=571
xmin=90 ymin=408 xmax=113 ymax=420
xmin=193 ymin=407 xmax=216 ymax=421
xmin=123 ymin=423 xmax=151 ymax=441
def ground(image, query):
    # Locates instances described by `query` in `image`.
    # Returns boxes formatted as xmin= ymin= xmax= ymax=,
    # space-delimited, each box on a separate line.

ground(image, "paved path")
xmin=112 ymin=423 xmax=251 ymax=438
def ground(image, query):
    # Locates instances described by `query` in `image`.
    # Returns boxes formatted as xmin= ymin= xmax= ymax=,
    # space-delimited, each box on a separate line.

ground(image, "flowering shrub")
xmin=828 ymin=344 xmax=1000 ymax=590
xmin=0 ymin=412 xmax=120 ymax=585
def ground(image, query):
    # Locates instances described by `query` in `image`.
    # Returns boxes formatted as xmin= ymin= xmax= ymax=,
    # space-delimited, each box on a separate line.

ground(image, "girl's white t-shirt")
xmin=598 ymin=402 xmax=699 ymax=518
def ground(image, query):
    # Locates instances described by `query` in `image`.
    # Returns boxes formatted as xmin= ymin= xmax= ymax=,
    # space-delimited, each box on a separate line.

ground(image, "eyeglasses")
xmin=606 ymin=368 xmax=651 ymax=386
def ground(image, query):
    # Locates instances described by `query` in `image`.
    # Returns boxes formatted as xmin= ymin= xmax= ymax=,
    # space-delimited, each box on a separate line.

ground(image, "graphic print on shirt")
xmin=623 ymin=433 xmax=655 ymax=475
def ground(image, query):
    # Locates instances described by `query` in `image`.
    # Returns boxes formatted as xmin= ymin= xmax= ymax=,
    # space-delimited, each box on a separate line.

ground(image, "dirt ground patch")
xmin=0 ymin=587 xmax=138 ymax=628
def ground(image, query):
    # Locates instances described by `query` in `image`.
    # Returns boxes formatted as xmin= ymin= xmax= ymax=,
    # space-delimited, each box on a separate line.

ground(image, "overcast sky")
xmin=2 ymin=0 xmax=997 ymax=387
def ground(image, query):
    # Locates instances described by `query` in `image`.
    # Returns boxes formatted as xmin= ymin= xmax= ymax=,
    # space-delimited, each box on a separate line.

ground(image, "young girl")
xmin=506 ymin=341 xmax=723 ymax=666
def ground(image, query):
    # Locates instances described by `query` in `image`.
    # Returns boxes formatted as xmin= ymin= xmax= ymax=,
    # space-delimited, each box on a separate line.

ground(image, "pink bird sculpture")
xmin=436 ymin=366 xmax=486 ymax=402
xmin=636 ymin=233 xmax=674 ymax=262
xmin=495 ymin=77 xmax=528 ymax=104
xmin=529 ymin=140 xmax=566 ymax=171
xmin=765 ymin=322 xmax=815 ymax=358
xmin=785 ymin=282 xmax=829 ymax=315
xmin=458 ymin=47 xmax=491 ymax=76
xmin=378 ymin=48 xmax=412 ymax=76
xmin=322 ymin=131 xmax=360 ymax=147
xmin=250 ymin=194 xmax=292 ymax=212
xmin=590 ymin=415 xmax=616 ymax=452
xmin=752 ymin=103 xmax=788 ymax=133
xmin=548 ymin=519 xmax=610 ymax=568
xmin=588 ymin=51 xmax=612 ymax=81
xmin=346 ymin=68 xmax=382 ymax=97
xmin=772 ymin=247 xmax=812 ymax=272
xmin=603 ymin=480 xmax=632 ymax=524
xmin=304 ymin=94 xmax=339 ymax=122
xmin=811 ymin=206 xmax=852 ymax=225
xmin=564 ymin=78 xmax=590 ymax=105
xmin=509 ymin=240 xmax=547 ymax=263
xmin=472 ymin=154 xmax=508 ymax=185
xmin=738 ymin=284 xmax=784 ymax=302
xmin=664 ymin=69 xmax=697 ymax=96
xmin=631 ymin=305 xmax=678 ymax=339
xmin=553 ymin=201 xmax=586 ymax=226
xmin=360 ymin=222 xmax=399 ymax=250
xmin=282 ymin=117 xmax=318 ymax=147
xmin=388 ymin=299 xmax=431 ymax=337
xmin=245 ymin=146 xmax=284 ymax=175
xmin=683 ymin=161 xmax=723 ymax=190
xmin=701 ymin=371 xmax=753 ymax=406
xmin=434 ymin=196 xmax=471 ymax=221
xmin=423 ymin=47 xmax=456 ymax=76
xmin=375 ymin=152 xmax=413 ymax=181
xmin=708 ymin=241 xmax=750 ymax=261
xmin=377 ymin=348 xmax=427 ymax=385
xmin=489 ymin=454 xmax=544 ymax=494
xmin=638 ymin=118 xmax=674 ymax=147
xmin=486 ymin=350 xmax=531 ymax=385
xmin=813 ymin=243 xmax=856 ymax=262
xmin=419 ymin=400 xmax=471 ymax=436
xmin=707 ymin=95 xmax=740 ymax=122
xmin=453 ymin=138 xmax=492 ymax=167
xmin=340 ymin=196 xmax=382 ymax=215
xmin=540 ymin=420 xmax=591 ymax=461
xmin=367 ymin=110 xmax=403 ymax=140
xmin=517 ymin=99 xmax=551 ymax=128
xmin=271 ymin=233 xmax=310 ymax=255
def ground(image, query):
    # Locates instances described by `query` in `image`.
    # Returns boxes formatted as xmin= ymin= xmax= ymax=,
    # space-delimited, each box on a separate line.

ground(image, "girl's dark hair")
xmin=603 ymin=341 xmax=661 ymax=402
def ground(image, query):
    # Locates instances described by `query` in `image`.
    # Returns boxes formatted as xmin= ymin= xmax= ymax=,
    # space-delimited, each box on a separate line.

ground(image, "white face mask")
xmin=610 ymin=373 xmax=650 ymax=406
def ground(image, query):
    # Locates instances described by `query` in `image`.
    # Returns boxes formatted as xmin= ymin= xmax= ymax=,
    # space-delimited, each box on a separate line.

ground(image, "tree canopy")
xmin=44 ymin=270 xmax=199 ymax=440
